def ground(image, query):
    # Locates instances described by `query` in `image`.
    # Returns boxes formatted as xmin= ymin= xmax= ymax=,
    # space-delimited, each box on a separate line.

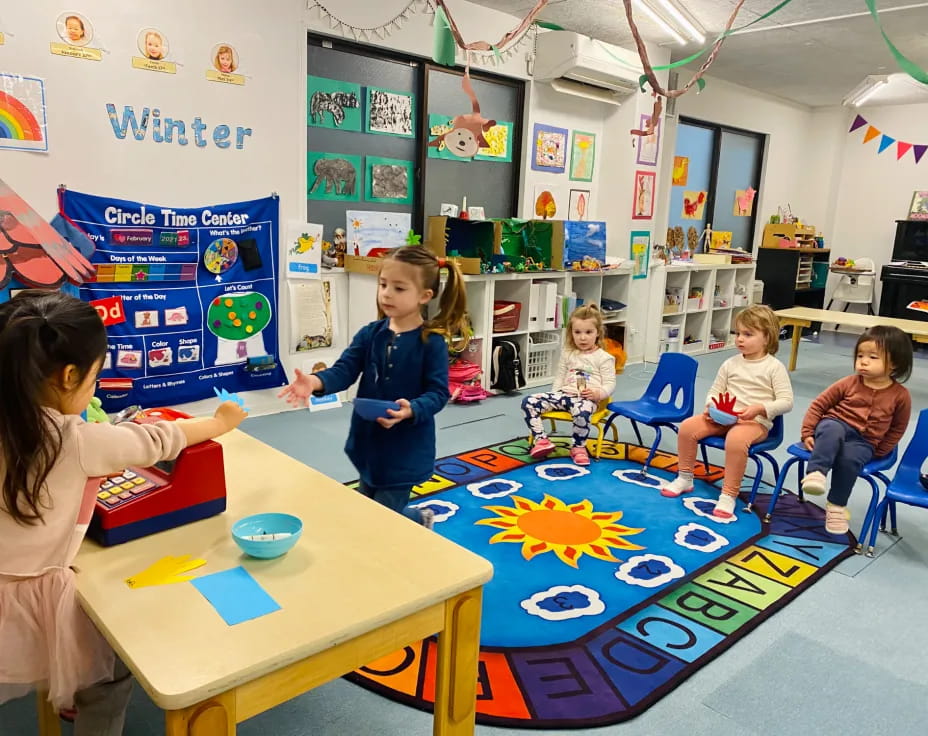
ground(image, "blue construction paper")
xmin=191 ymin=566 xmax=281 ymax=625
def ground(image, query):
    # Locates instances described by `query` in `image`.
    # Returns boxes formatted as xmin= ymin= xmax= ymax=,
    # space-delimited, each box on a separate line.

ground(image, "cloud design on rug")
xmin=467 ymin=478 xmax=523 ymax=499
xmin=410 ymin=498 xmax=458 ymax=522
xmin=674 ymin=522 xmax=729 ymax=552
xmin=612 ymin=469 xmax=664 ymax=489
xmin=521 ymin=584 xmax=606 ymax=621
xmin=536 ymin=463 xmax=591 ymax=482
xmin=615 ymin=554 xmax=685 ymax=588
xmin=682 ymin=496 xmax=738 ymax=524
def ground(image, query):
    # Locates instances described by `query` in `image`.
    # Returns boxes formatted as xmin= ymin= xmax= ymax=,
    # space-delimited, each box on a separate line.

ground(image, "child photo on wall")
xmin=57 ymin=12 xmax=93 ymax=47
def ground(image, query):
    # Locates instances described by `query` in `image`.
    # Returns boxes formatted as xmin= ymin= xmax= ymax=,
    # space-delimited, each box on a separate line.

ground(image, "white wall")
xmin=826 ymin=101 xmax=928 ymax=310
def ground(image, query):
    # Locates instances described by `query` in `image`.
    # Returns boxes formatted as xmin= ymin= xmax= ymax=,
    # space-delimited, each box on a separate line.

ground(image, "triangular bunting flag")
xmin=878 ymin=134 xmax=896 ymax=153
xmin=863 ymin=126 xmax=881 ymax=144
xmin=849 ymin=114 xmax=867 ymax=132
xmin=915 ymin=145 xmax=928 ymax=164
xmin=897 ymin=142 xmax=913 ymax=160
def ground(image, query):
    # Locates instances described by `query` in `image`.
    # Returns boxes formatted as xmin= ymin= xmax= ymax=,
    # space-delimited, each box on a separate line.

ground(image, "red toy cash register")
xmin=87 ymin=407 xmax=227 ymax=546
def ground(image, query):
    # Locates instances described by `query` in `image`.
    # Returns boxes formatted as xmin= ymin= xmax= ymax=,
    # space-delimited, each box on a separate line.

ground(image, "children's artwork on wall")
xmin=531 ymin=123 xmax=568 ymax=173
xmin=569 ymin=131 xmax=596 ymax=181
xmin=290 ymin=280 xmax=333 ymax=352
xmin=733 ymin=188 xmax=756 ymax=216
xmin=908 ymin=191 xmax=928 ymax=220
xmin=439 ymin=203 xmax=460 ymax=216
xmin=133 ymin=28 xmax=176 ymax=74
xmin=682 ymin=190 xmax=707 ymax=219
xmin=533 ymin=184 xmax=564 ymax=220
xmin=365 ymin=87 xmax=414 ymax=137
xmin=635 ymin=115 xmax=660 ymax=166
xmin=207 ymin=43 xmax=244 ymax=85
xmin=427 ymin=70 xmax=496 ymax=160
xmin=366 ymin=156 xmax=413 ymax=205
xmin=630 ymin=231 xmax=650 ymax=279
xmin=307 ymin=152 xmax=361 ymax=201
xmin=672 ymin=156 xmax=689 ymax=186
xmin=568 ymin=189 xmax=591 ymax=221
xmin=564 ymin=221 xmax=606 ymax=266
xmin=427 ymin=115 xmax=513 ymax=162
xmin=307 ymin=76 xmax=361 ymax=130
xmin=285 ymin=222 xmax=323 ymax=279
xmin=346 ymin=210 xmax=411 ymax=256
xmin=0 ymin=74 xmax=48 ymax=152
xmin=632 ymin=170 xmax=655 ymax=220
xmin=710 ymin=231 xmax=733 ymax=249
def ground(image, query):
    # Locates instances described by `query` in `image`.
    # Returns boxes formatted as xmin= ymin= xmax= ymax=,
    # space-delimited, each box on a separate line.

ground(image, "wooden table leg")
xmin=789 ymin=322 xmax=803 ymax=371
xmin=433 ymin=587 xmax=483 ymax=736
xmin=165 ymin=691 xmax=236 ymax=736
xmin=36 ymin=692 xmax=61 ymax=736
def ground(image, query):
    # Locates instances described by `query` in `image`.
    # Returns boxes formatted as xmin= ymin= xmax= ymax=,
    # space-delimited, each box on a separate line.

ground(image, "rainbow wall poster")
xmin=0 ymin=74 xmax=48 ymax=152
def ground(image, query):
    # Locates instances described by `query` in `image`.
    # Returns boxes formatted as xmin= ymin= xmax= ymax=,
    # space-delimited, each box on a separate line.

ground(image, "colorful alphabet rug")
xmin=346 ymin=438 xmax=855 ymax=729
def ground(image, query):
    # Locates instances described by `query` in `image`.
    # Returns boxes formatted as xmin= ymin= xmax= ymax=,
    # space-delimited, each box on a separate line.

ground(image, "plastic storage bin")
xmin=811 ymin=262 xmax=828 ymax=288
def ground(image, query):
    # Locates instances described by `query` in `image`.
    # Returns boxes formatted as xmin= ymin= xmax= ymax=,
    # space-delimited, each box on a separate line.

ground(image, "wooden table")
xmin=40 ymin=430 xmax=492 ymax=735
xmin=775 ymin=306 xmax=928 ymax=371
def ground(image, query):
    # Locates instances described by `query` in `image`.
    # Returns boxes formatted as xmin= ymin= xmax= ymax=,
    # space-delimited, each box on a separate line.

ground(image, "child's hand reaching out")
xmin=377 ymin=398 xmax=413 ymax=428
xmin=277 ymin=369 xmax=322 ymax=408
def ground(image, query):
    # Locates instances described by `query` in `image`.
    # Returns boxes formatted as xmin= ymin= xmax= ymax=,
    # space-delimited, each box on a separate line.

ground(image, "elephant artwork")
xmin=309 ymin=156 xmax=358 ymax=198
xmin=309 ymin=91 xmax=360 ymax=127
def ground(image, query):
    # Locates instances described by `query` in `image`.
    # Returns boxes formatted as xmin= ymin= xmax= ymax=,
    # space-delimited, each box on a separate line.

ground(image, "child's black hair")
xmin=855 ymin=325 xmax=913 ymax=383
xmin=0 ymin=291 xmax=107 ymax=524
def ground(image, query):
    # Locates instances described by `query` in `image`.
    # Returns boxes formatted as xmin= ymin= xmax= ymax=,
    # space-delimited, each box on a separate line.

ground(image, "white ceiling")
xmin=469 ymin=0 xmax=928 ymax=107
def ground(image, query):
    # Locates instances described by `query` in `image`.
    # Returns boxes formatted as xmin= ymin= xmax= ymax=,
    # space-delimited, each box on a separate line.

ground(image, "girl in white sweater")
xmin=523 ymin=304 xmax=616 ymax=466
xmin=661 ymin=305 xmax=794 ymax=517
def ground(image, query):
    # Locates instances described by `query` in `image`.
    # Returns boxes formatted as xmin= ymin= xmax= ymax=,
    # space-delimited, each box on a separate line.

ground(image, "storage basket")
xmin=492 ymin=300 xmax=522 ymax=332
xmin=525 ymin=347 xmax=556 ymax=382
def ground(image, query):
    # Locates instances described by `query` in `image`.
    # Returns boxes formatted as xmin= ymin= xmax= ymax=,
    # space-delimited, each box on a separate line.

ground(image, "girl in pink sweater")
xmin=0 ymin=291 xmax=246 ymax=734
xmin=800 ymin=326 xmax=912 ymax=535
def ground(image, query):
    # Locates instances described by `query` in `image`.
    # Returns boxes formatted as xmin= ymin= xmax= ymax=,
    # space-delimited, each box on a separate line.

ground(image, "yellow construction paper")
xmin=125 ymin=555 xmax=207 ymax=588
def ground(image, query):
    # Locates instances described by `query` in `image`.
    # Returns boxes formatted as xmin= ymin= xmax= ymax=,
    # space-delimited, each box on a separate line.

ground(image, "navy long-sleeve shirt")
xmin=315 ymin=319 xmax=450 ymax=488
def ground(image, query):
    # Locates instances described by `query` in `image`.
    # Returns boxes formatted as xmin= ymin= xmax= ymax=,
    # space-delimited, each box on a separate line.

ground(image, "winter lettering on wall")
xmin=105 ymin=104 xmax=253 ymax=149
xmin=62 ymin=189 xmax=285 ymax=410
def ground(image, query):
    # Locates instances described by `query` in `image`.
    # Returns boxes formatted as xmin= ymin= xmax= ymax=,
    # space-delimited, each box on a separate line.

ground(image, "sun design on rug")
xmin=476 ymin=494 xmax=645 ymax=568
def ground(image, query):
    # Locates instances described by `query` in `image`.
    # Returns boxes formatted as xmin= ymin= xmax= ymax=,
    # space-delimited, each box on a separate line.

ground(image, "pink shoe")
xmin=530 ymin=437 xmax=556 ymax=459
xmin=570 ymin=447 xmax=590 ymax=466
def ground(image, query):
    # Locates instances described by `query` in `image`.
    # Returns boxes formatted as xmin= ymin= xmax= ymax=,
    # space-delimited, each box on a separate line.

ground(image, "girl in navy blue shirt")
xmin=279 ymin=246 xmax=469 ymax=527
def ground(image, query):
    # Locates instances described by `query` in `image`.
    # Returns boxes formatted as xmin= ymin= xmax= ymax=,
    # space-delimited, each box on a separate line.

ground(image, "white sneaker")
xmin=713 ymin=493 xmax=737 ymax=518
xmin=801 ymin=471 xmax=827 ymax=496
xmin=661 ymin=476 xmax=695 ymax=498
xmin=420 ymin=508 xmax=435 ymax=530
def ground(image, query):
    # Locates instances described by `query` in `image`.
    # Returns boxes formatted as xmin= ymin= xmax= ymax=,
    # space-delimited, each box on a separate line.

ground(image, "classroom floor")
xmin=3 ymin=333 xmax=928 ymax=735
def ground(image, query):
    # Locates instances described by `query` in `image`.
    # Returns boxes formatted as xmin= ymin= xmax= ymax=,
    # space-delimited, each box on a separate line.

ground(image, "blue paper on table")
xmin=190 ymin=566 xmax=280 ymax=626
xmin=353 ymin=397 xmax=400 ymax=421
xmin=214 ymin=386 xmax=248 ymax=412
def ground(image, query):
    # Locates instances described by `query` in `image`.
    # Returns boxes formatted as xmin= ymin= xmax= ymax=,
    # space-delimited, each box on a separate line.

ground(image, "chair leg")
xmin=856 ymin=476 xmax=882 ymax=555
xmin=764 ymin=457 xmax=799 ymax=522
xmin=638 ymin=426 xmax=663 ymax=478
xmin=699 ymin=443 xmax=711 ymax=476
xmin=868 ymin=497 xmax=889 ymax=557
xmin=629 ymin=419 xmax=643 ymax=447
xmin=867 ymin=303 xmax=874 ymax=316
xmin=746 ymin=455 xmax=763 ymax=512
xmin=826 ymin=298 xmax=834 ymax=310
xmin=796 ymin=459 xmax=806 ymax=502
xmin=888 ymin=500 xmax=898 ymax=535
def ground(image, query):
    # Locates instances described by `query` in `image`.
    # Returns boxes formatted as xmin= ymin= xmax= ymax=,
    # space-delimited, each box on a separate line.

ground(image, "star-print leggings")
xmin=522 ymin=392 xmax=598 ymax=447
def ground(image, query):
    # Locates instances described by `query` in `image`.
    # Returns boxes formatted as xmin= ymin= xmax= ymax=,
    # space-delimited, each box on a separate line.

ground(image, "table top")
xmin=775 ymin=307 xmax=928 ymax=336
xmin=75 ymin=430 xmax=493 ymax=709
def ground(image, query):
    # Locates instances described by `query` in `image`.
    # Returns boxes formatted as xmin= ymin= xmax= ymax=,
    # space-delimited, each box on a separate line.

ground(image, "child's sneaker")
xmin=419 ymin=507 xmax=435 ymax=530
xmin=661 ymin=476 xmax=694 ymax=498
xmin=713 ymin=493 xmax=737 ymax=518
xmin=530 ymin=436 xmax=556 ymax=459
xmin=570 ymin=446 xmax=590 ymax=466
xmin=801 ymin=470 xmax=826 ymax=496
xmin=825 ymin=503 xmax=850 ymax=535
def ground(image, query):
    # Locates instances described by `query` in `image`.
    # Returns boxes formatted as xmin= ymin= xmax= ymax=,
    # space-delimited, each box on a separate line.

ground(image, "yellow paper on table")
xmin=125 ymin=555 xmax=207 ymax=588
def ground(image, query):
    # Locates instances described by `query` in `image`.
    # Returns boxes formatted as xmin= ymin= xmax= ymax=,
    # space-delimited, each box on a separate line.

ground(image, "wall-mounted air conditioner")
xmin=532 ymin=30 xmax=643 ymax=105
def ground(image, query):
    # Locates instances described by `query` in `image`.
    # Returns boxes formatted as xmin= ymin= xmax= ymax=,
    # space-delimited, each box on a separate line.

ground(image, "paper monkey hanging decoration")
xmin=428 ymin=69 xmax=495 ymax=158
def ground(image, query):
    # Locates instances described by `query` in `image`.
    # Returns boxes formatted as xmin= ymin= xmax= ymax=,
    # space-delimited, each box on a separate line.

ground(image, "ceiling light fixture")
xmin=843 ymin=75 xmax=890 ymax=107
xmin=634 ymin=0 xmax=686 ymax=45
xmin=652 ymin=0 xmax=706 ymax=44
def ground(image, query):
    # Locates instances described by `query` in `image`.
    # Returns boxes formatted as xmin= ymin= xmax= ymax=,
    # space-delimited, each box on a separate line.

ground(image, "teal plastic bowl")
xmin=231 ymin=513 xmax=302 ymax=559
xmin=708 ymin=405 xmax=739 ymax=426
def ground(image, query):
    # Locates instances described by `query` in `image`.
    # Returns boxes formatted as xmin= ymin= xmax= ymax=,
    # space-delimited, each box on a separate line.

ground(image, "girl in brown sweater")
xmin=800 ymin=326 xmax=912 ymax=534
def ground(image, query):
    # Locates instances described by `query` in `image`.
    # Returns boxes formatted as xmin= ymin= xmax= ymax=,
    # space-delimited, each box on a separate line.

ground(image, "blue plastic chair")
xmin=698 ymin=414 xmax=784 ymax=513
xmin=600 ymin=353 xmax=697 ymax=475
xmin=866 ymin=408 xmax=928 ymax=557
xmin=767 ymin=441 xmax=897 ymax=554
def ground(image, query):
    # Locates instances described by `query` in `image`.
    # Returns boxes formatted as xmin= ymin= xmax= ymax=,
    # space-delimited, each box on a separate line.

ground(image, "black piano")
xmin=879 ymin=220 xmax=928 ymax=323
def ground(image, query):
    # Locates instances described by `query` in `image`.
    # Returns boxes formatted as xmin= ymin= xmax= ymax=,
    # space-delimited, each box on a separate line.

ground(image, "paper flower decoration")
xmin=405 ymin=229 xmax=422 ymax=245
